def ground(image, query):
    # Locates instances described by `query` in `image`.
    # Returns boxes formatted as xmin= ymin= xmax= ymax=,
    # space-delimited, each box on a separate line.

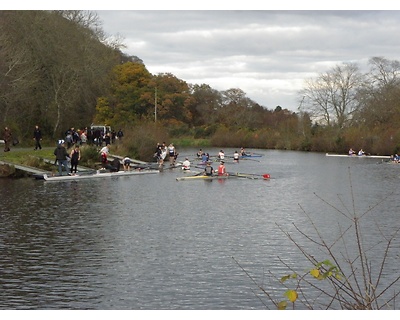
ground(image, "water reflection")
xmin=0 ymin=150 xmax=399 ymax=309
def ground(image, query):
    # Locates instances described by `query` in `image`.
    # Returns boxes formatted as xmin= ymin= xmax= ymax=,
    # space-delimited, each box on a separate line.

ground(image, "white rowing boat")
xmin=325 ymin=153 xmax=391 ymax=159
xmin=43 ymin=170 xmax=159 ymax=181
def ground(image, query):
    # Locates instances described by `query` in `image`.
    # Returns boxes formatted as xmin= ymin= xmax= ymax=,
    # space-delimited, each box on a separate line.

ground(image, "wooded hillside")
xmin=0 ymin=10 xmax=122 ymax=138
xmin=1 ymin=10 xmax=400 ymax=155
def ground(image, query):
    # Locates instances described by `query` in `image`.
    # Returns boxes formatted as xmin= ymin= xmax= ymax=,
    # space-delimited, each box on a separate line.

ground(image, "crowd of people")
xmin=63 ymin=127 xmax=124 ymax=148
xmin=51 ymin=126 xmax=125 ymax=175
xmin=2 ymin=126 xmax=252 ymax=178
xmin=2 ymin=123 xmax=150 ymax=176
xmin=193 ymin=148 xmax=230 ymax=176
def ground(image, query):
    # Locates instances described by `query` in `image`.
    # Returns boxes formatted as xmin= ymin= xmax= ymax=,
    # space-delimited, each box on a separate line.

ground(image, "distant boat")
xmin=325 ymin=153 xmax=390 ymax=159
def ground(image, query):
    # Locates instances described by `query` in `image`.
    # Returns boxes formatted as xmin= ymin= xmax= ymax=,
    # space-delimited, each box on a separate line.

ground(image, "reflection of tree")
xmin=235 ymin=168 xmax=400 ymax=309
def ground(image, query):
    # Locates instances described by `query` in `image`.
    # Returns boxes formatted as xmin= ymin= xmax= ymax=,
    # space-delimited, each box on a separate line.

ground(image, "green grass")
xmin=1 ymin=147 xmax=54 ymax=162
xmin=0 ymin=147 xmax=59 ymax=171
xmin=169 ymin=137 xmax=211 ymax=148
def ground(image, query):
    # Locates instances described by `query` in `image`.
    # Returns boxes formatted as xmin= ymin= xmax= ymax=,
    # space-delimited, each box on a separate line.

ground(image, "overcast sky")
xmin=6 ymin=2 xmax=400 ymax=112
xmin=94 ymin=9 xmax=400 ymax=112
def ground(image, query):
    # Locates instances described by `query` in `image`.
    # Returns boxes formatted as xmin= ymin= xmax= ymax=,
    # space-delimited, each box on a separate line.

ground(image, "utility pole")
xmin=154 ymin=87 xmax=157 ymax=123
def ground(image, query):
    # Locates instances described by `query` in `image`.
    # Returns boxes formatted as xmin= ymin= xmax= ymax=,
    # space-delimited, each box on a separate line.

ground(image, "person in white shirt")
xmin=100 ymin=144 xmax=110 ymax=169
xmin=233 ymin=151 xmax=240 ymax=162
xmin=182 ymin=157 xmax=191 ymax=170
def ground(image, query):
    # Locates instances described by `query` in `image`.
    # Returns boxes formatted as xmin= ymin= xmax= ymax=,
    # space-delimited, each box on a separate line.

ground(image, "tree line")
xmin=1 ymin=10 xmax=400 ymax=156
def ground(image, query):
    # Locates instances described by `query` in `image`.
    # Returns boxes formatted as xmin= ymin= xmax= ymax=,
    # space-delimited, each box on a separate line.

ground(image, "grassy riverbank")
xmin=0 ymin=136 xmax=212 ymax=177
xmin=0 ymin=145 xmax=100 ymax=177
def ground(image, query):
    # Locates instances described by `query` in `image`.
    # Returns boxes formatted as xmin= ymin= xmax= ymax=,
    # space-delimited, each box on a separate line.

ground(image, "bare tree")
xmin=300 ymin=63 xmax=364 ymax=128
xmin=368 ymin=56 xmax=400 ymax=88
xmin=354 ymin=57 xmax=400 ymax=128
xmin=0 ymin=11 xmax=120 ymax=137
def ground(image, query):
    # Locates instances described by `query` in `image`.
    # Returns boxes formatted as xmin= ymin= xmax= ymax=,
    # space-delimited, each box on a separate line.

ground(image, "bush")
xmin=236 ymin=168 xmax=400 ymax=309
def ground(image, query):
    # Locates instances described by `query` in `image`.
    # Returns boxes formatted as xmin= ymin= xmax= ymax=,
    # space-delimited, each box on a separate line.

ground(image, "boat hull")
xmin=325 ymin=153 xmax=390 ymax=159
xmin=176 ymin=175 xmax=231 ymax=181
xmin=43 ymin=170 xmax=159 ymax=181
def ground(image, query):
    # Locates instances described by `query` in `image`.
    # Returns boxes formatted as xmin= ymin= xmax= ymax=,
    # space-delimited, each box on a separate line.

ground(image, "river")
xmin=0 ymin=149 xmax=399 ymax=310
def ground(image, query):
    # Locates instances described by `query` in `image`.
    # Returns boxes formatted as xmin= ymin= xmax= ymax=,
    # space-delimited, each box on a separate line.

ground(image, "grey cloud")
xmin=97 ymin=10 xmax=400 ymax=110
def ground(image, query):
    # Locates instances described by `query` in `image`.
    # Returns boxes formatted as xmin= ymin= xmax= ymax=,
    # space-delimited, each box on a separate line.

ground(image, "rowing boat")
xmin=176 ymin=175 xmax=232 ymax=181
xmin=43 ymin=170 xmax=159 ymax=181
xmin=325 ymin=153 xmax=391 ymax=159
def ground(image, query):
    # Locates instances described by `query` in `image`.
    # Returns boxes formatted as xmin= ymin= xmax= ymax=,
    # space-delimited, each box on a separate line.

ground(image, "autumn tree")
xmin=216 ymin=88 xmax=262 ymax=129
xmin=94 ymin=61 xmax=153 ymax=126
xmin=189 ymin=84 xmax=222 ymax=126
xmin=152 ymin=73 xmax=194 ymax=125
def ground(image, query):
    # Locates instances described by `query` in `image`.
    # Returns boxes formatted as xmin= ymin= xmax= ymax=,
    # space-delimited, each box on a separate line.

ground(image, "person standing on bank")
xmin=54 ymin=141 xmax=69 ymax=176
xmin=100 ymin=144 xmax=110 ymax=169
xmin=70 ymin=145 xmax=81 ymax=175
xmin=3 ymin=126 xmax=12 ymax=152
xmin=117 ymin=129 xmax=124 ymax=141
xmin=33 ymin=125 xmax=42 ymax=150
xmin=168 ymin=143 xmax=176 ymax=166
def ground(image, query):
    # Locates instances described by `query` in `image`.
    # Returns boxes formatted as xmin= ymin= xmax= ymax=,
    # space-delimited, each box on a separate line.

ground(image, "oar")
xmin=228 ymin=172 xmax=271 ymax=179
xmin=194 ymin=164 xmax=208 ymax=170
xmin=226 ymin=155 xmax=260 ymax=162
xmin=239 ymin=157 xmax=261 ymax=162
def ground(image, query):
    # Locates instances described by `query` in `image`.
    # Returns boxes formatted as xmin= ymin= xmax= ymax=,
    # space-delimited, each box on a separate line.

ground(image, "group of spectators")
xmin=63 ymin=127 xmax=124 ymax=148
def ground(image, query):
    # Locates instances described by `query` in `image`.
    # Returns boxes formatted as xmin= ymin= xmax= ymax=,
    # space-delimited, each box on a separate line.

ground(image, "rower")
xmin=204 ymin=161 xmax=214 ymax=176
xmin=233 ymin=151 xmax=240 ymax=162
xmin=182 ymin=157 xmax=191 ymax=170
xmin=217 ymin=161 xmax=228 ymax=176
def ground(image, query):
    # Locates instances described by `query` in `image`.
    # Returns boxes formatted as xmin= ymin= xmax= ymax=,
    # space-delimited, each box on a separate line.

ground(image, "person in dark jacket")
xmin=3 ymin=126 xmax=12 ymax=152
xmin=69 ymin=145 xmax=81 ymax=175
xmin=107 ymin=158 xmax=121 ymax=172
xmin=33 ymin=125 xmax=42 ymax=150
xmin=54 ymin=141 xmax=69 ymax=176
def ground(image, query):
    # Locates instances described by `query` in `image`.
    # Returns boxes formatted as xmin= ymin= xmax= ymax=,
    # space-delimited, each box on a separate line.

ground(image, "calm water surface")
xmin=0 ymin=149 xmax=399 ymax=310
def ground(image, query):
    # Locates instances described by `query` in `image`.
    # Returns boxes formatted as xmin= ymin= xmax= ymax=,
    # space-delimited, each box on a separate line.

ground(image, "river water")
xmin=0 ymin=149 xmax=399 ymax=310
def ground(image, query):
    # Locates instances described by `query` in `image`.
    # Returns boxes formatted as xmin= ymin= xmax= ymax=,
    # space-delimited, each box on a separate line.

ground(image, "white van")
xmin=90 ymin=125 xmax=112 ymax=135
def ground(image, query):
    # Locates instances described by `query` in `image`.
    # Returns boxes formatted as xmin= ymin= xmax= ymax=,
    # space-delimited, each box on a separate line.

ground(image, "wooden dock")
xmin=40 ymin=157 xmax=94 ymax=172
